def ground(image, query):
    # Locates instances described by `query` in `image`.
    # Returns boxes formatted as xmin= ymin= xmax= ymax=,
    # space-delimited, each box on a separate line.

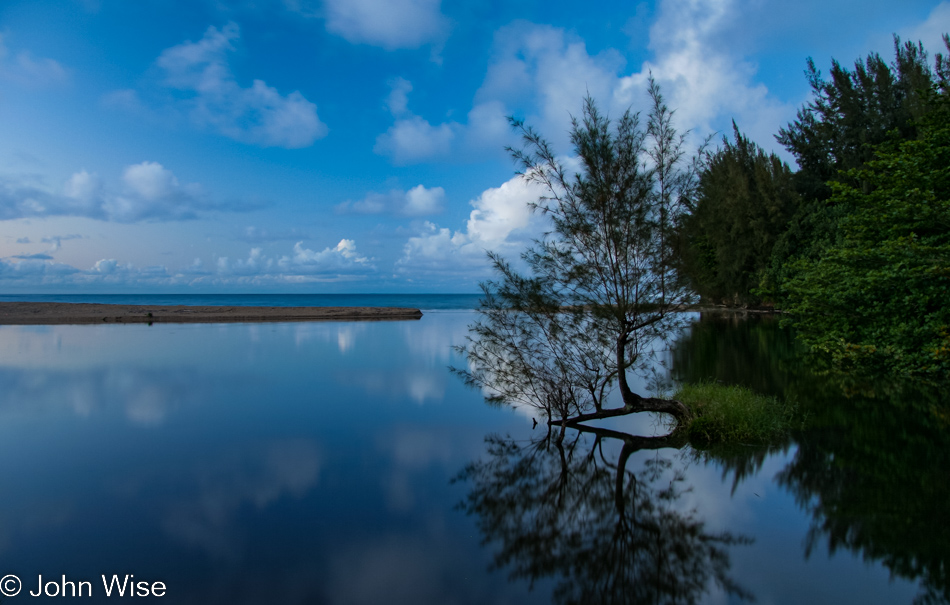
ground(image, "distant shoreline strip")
xmin=0 ymin=302 xmax=423 ymax=325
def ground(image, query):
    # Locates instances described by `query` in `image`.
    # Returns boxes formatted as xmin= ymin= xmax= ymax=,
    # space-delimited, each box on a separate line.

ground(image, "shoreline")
xmin=0 ymin=302 xmax=423 ymax=325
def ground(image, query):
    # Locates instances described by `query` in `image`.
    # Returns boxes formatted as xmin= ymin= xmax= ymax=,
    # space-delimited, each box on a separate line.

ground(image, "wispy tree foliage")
xmin=457 ymin=83 xmax=703 ymax=430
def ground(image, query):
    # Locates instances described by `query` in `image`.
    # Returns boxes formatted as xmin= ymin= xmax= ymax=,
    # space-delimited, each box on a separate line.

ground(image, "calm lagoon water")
xmin=0 ymin=310 xmax=943 ymax=603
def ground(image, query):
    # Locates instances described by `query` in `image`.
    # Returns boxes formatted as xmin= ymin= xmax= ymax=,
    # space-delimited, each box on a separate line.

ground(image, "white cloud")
xmin=618 ymin=0 xmax=794 ymax=151
xmin=375 ymin=72 xmax=516 ymax=164
xmin=0 ymin=34 xmax=69 ymax=87
xmin=464 ymin=177 xmax=542 ymax=244
xmin=122 ymin=161 xmax=179 ymax=200
xmin=899 ymin=2 xmax=950 ymax=57
xmin=91 ymin=258 xmax=119 ymax=274
xmin=63 ymin=170 xmax=103 ymax=203
xmin=385 ymin=77 xmax=413 ymax=116
xmin=280 ymin=239 xmax=372 ymax=272
xmin=396 ymin=176 xmax=546 ymax=278
xmin=0 ymin=177 xmax=102 ymax=220
xmin=403 ymin=185 xmax=444 ymax=215
xmin=322 ymin=0 xmax=450 ymax=50
xmin=376 ymin=3 xmax=798 ymax=165
xmin=104 ymin=161 xmax=212 ymax=221
xmin=374 ymin=78 xmax=458 ymax=164
xmin=211 ymin=239 xmax=376 ymax=284
xmin=375 ymin=115 xmax=457 ymax=164
xmin=141 ymin=23 xmax=326 ymax=148
xmin=0 ymin=257 xmax=80 ymax=280
xmin=1 ymin=238 xmax=378 ymax=290
xmin=475 ymin=15 xmax=790 ymax=153
xmin=337 ymin=184 xmax=444 ymax=216
xmin=0 ymin=161 xmax=255 ymax=223
xmin=463 ymin=100 xmax=511 ymax=150
xmin=374 ymin=23 xmax=629 ymax=164
xmin=478 ymin=22 xmax=628 ymax=145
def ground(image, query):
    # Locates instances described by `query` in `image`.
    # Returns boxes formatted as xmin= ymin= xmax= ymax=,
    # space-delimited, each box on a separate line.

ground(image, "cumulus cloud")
xmin=478 ymin=22 xmax=628 ymax=144
xmin=0 ymin=178 xmax=96 ymax=220
xmin=1 ymin=237 xmax=377 ymax=290
xmin=0 ymin=257 xmax=81 ymax=283
xmin=114 ymin=23 xmax=326 ymax=148
xmin=278 ymin=239 xmax=373 ymax=273
xmin=0 ymin=34 xmax=69 ymax=87
xmin=898 ymin=2 xmax=950 ymax=57
xmin=616 ymin=0 xmax=793 ymax=150
xmin=475 ymin=14 xmax=790 ymax=153
xmin=62 ymin=170 xmax=103 ymax=204
xmin=207 ymin=239 xmax=376 ymax=286
xmin=374 ymin=79 xmax=509 ymax=164
xmin=0 ymin=161 xmax=255 ymax=222
xmin=385 ymin=77 xmax=413 ymax=116
xmin=322 ymin=0 xmax=450 ymax=50
xmin=336 ymin=184 xmax=445 ymax=216
xmin=375 ymin=115 xmax=457 ymax=164
xmin=374 ymin=25 xmax=623 ymax=164
xmin=377 ymin=1 xmax=797 ymax=164
xmin=396 ymin=176 xmax=545 ymax=278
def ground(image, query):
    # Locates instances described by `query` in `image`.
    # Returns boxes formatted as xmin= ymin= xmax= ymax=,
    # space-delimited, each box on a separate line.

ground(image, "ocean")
xmin=0 ymin=293 xmax=484 ymax=310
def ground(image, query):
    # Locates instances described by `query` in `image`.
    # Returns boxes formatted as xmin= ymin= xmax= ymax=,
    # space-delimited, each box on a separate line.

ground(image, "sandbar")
xmin=0 ymin=302 xmax=423 ymax=325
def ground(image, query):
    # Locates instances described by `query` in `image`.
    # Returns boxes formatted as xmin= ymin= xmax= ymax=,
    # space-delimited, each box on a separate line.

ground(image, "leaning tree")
xmin=459 ymin=84 xmax=704 ymax=431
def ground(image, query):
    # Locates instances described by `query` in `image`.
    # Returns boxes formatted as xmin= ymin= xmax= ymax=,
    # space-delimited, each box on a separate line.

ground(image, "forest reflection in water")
xmin=674 ymin=313 xmax=949 ymax=604
xmin=458 ymin=310 xmax=950 ymax=604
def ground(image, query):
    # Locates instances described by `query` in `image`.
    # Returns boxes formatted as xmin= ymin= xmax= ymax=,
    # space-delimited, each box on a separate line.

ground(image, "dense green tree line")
xmin=784 ymin=93 xmax=950 ymax=376
xmin=678 ymin=124 xmax=798 ymax=304
xmin=679 ymin=35 xmax=950 ymax=376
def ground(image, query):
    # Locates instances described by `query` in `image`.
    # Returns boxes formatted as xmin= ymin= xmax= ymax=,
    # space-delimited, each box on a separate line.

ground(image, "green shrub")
xmin=674 ymin=382 xmax=797 ymax=444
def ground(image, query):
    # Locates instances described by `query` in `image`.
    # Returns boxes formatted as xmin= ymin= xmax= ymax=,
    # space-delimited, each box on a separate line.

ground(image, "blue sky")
xmin=1 ymin=0 xmax=947 ymax=293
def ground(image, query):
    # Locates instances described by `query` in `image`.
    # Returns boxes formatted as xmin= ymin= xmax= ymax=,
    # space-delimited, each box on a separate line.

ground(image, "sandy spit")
xmin=0 ymin=302 xmax=423 ymax=325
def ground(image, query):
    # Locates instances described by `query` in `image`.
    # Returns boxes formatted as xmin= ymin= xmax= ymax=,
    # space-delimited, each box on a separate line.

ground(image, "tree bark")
xmin=549 ymin=395 xmax=692 ymax=430
xmin=548 ymin=329 xmax=694 ymax=432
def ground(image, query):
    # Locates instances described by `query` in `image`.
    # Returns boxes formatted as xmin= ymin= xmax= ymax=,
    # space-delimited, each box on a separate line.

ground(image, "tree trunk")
xmin=548 ymin=330 xmax=694 ymax=432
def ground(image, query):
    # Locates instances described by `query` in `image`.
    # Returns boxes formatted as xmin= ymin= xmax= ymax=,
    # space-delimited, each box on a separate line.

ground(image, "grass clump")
xmin=674 ymin=382 xmax=797 ymax=444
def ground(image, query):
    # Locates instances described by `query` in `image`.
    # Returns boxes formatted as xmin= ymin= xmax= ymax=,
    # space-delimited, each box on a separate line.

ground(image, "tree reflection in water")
xmin=776 ymin=381 xmax=950 ymax=605
xmin=455 ymin=428 xmax=754 ymax=604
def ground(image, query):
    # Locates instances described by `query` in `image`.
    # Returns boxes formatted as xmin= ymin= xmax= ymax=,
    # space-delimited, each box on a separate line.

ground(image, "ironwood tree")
xmin=679 ymin=123 xmax=799 ymax=305
xmin=458 ymin=84 xmax=703 ymax=430
xmin=766 ymin=35 xmax=949 ymax=302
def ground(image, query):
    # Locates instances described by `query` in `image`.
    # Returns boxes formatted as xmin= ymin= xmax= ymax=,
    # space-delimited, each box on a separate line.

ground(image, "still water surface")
xmin=0 ymin=311 xmax=943 ymax=603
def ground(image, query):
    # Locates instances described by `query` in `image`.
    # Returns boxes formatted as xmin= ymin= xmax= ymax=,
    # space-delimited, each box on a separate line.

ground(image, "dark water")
xmin=0 ymin=311 xmax=944 ymax=603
